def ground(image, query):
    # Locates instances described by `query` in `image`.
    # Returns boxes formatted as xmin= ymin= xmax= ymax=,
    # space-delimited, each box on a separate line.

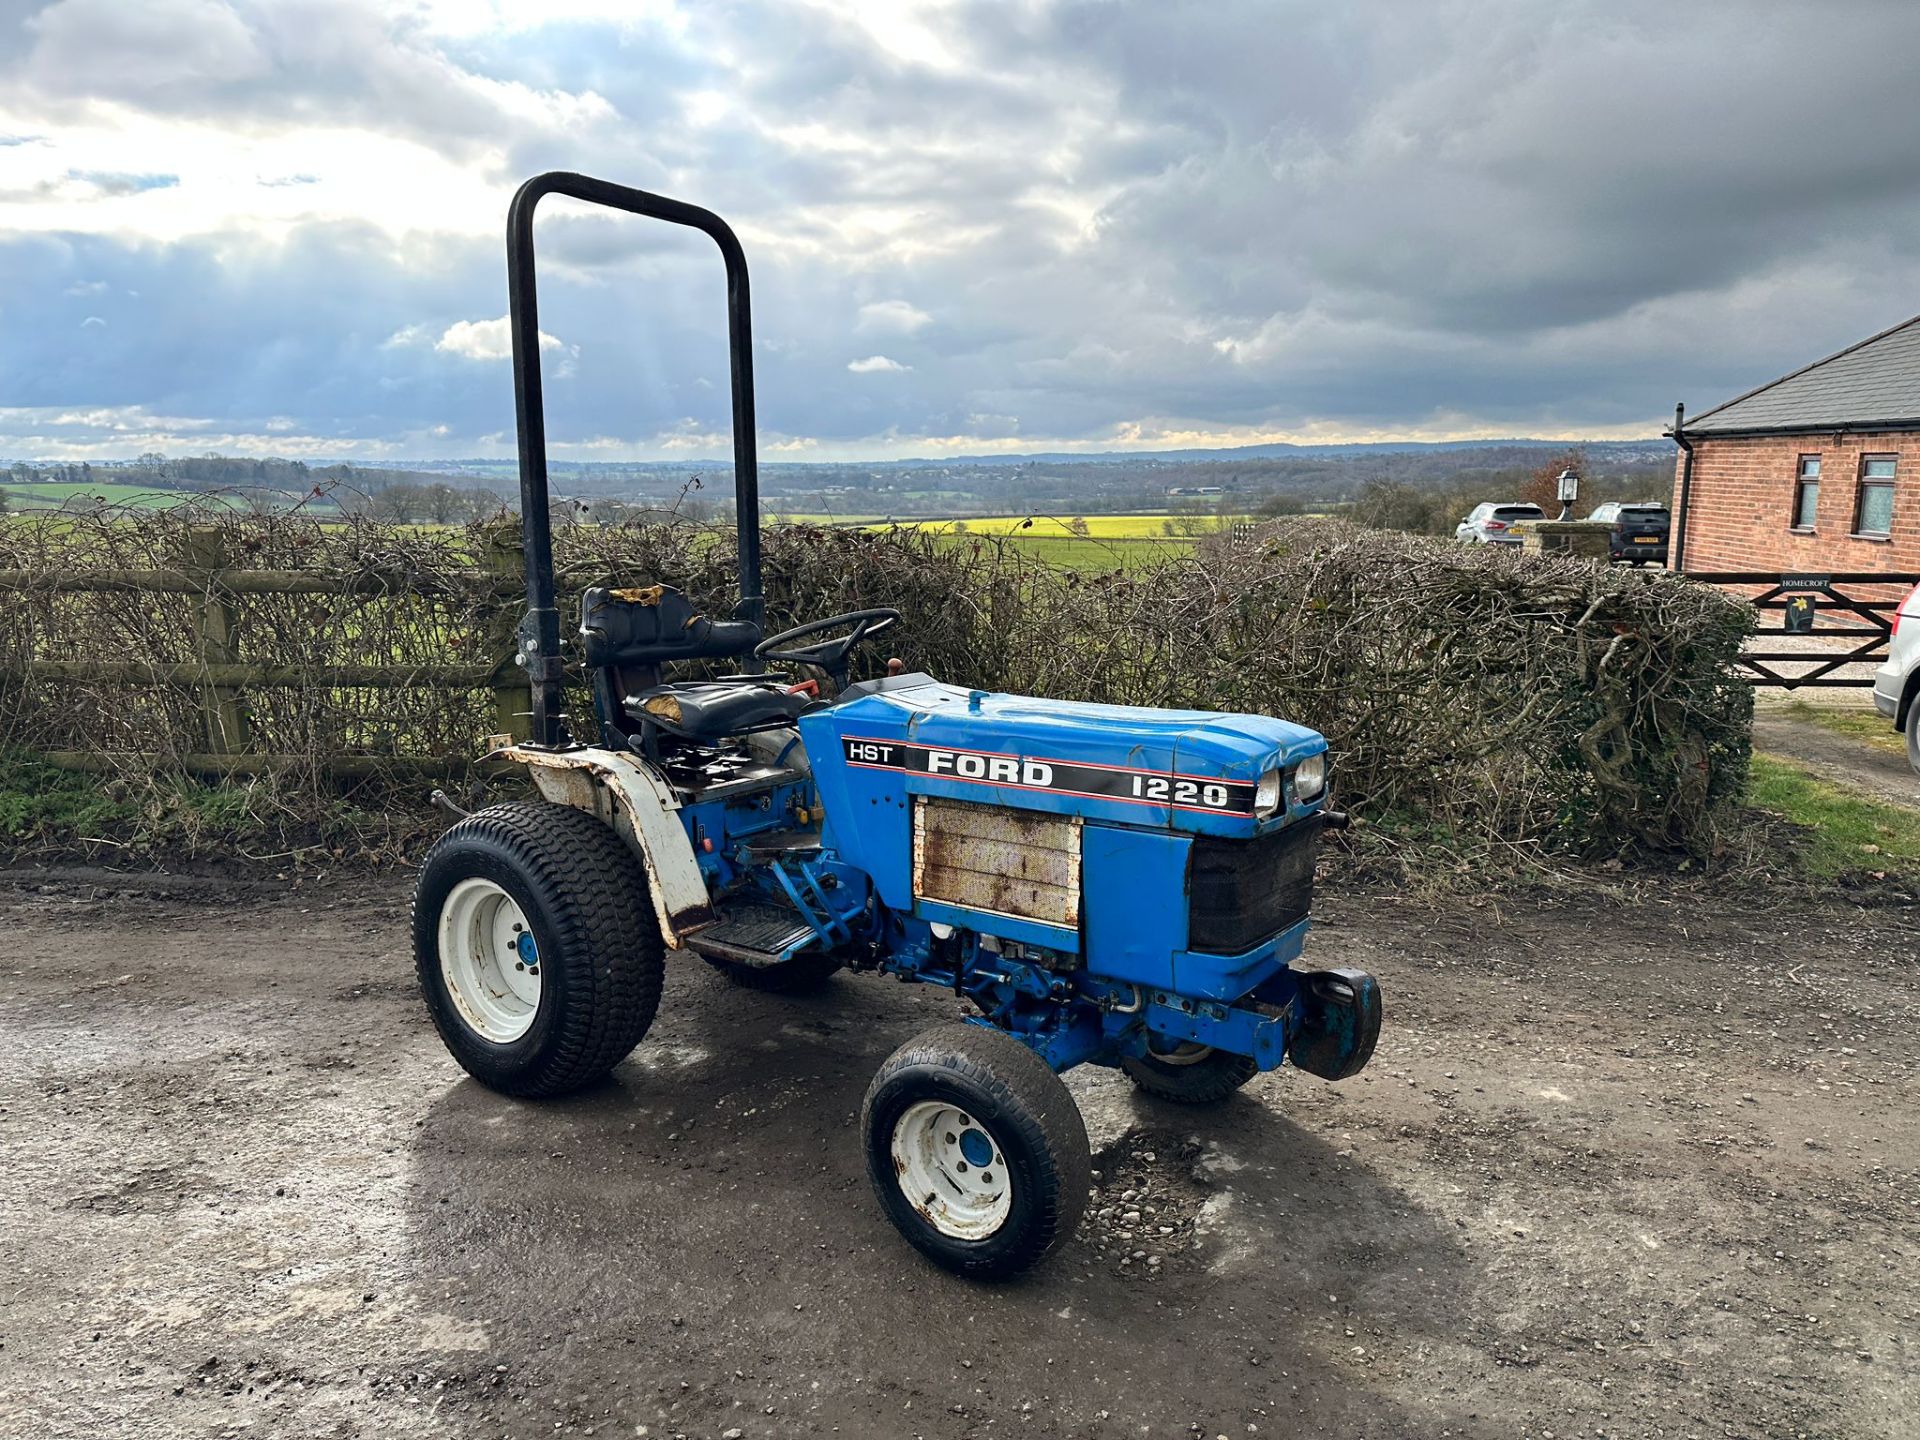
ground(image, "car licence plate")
xmin=1633 ymin=536 xmax=1659 ymax=544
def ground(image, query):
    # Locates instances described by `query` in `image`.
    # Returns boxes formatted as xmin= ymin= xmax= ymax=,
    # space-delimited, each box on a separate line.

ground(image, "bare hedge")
xmin=0 ymin=505 xmax=1752 ymax=863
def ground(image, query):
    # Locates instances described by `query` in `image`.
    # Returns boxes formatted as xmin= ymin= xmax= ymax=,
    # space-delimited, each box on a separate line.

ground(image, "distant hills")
xmin=2 ymin=435 xmax=1676 ymax=521
xmin=320 ymin=435 xmax=1672 ymax=474
xmin=5 ymin=436 xmax=1673 ymax=476
xmin=894 ymin=437 xmax=1672 ymax=467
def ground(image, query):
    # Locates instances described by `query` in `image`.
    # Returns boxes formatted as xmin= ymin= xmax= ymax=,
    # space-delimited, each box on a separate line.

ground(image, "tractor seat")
xmin=625 ymin=680 xmax=811 ymax=739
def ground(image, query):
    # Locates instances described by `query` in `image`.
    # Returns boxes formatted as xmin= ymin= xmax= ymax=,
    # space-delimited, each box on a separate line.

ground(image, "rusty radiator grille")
xmin=911 ymin=796 xmax=1081 ymax=930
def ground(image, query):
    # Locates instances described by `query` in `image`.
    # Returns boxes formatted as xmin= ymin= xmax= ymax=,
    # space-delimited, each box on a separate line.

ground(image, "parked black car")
xmin=1587 ymin=501 xmax=1670 ymax=564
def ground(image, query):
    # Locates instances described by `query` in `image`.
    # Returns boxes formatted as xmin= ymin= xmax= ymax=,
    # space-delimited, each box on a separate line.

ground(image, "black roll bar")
xmin=506 ymin=171 xmax=763 ymax=748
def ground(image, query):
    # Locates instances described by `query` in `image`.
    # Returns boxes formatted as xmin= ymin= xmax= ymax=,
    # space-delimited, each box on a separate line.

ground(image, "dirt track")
xmin=1753 ymin=712 xmax=1917 ymax=811
xmin=0 ymin=869 xmax=1915 ymax=1440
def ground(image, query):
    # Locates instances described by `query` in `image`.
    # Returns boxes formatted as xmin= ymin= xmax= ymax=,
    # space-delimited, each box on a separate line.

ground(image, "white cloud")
xmin=7 ymin=1 xmax=1920 ymax=460
xmin=857 ymin=299 xmax=931 ymax=334
xmin=433 ymin=316 xmax=567 ymax=362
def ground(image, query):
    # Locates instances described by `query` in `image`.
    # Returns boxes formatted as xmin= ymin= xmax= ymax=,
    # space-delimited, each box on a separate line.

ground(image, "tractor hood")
xmin=803 ymin=673 xmax=1326 ymax=836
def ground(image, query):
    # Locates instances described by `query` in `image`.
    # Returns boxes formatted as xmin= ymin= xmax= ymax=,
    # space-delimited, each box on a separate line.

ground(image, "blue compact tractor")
xmin=414 ymin=173 xmax=1382 ymax=1278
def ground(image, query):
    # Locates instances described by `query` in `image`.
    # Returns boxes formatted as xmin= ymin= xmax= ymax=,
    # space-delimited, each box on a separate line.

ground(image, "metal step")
xmin=743 ymin=826 xmax=822 ymax=857
xmin=686 ymin=901 xmax=817 ymax=968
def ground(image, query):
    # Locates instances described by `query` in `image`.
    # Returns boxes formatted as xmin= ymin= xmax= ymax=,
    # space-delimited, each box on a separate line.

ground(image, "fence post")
xmin=483 ymin=524 xmax=531 ymax=742
xmin=184 ymin=526 xmax=249 ymax=753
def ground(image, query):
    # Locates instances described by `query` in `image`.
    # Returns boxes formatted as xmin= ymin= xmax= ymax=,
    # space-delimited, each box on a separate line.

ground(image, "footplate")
xmin=685 ymin=902 xmax=817 ymax=968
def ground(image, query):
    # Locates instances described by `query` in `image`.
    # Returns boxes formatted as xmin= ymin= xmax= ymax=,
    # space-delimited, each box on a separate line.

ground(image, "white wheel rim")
xmin=890 ymin=1100 xmax=1013 ymax=1240
xmin=438 ymin=878 xmax=542 ymax=1043
xmin=1147 ymin=1038 xmax=1214 ymax=1067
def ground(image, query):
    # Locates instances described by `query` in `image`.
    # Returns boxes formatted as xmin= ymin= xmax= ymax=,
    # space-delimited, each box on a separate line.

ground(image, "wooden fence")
xmin=0 ymin=526 xmax=529 ymax=777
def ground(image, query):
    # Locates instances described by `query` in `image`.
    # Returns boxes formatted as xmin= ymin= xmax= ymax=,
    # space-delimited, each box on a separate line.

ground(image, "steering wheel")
xmin=754 ymin=608 xmax=901 ymax=688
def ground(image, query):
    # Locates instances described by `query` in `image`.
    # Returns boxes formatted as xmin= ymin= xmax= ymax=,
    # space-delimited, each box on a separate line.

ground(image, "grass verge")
xmin=0 ymin=750 xmax=440 ymax=866
xmin=1745 ymin=752 xmax=1920 ymax=881
xmin=1774 ymin=700 xmax=1907 ymax=757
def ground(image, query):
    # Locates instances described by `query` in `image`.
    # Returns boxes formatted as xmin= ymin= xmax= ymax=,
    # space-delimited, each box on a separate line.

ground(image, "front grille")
xmin=1187 ymin=817 xmax=1320 ymax=954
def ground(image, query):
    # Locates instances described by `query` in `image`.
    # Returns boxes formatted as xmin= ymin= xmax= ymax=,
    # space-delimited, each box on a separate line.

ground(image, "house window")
xmin=1855 ymin=455 xmax=1897 ymax=537
xmin=1792 ymin=455 xmax=1821 ymax=529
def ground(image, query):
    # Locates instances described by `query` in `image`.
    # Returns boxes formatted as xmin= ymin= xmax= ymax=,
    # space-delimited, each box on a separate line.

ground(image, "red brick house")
xmin=1671 ymin=315 xmax=1920 ymax=571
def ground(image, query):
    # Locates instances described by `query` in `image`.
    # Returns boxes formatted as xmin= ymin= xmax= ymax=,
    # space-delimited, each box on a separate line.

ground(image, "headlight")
xmin=1253 ymin=767 xmax=1283 ymax=818
xmin=1291 ymin=753 xmax=1327 ymax=803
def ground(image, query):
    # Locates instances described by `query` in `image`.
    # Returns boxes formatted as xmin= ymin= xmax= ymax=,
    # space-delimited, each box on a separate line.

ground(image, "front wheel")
xmin=862 ymin=1023 xmax=1091 ymax=1279
xmin=1121 ymin=1039 xmax=1259 ymax=1104
xmin=412 ymin=801 xmax=664 ymax=1097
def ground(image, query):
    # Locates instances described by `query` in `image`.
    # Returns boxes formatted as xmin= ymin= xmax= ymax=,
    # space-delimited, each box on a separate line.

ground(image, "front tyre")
xmin=412 ymin=801 xmax=664 ymax=1098
xmin=1121 ymin=1039 xmax=1259 ymax=1104
xmin=862 ymin=1023 xmax=1091 ymax=1279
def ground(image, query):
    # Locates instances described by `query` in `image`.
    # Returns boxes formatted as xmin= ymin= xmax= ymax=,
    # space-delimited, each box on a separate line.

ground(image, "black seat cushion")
xmin=581 ymin=584 xmax=760 ymax=670
xmin=625 ymin=680 xmax=809 ymax=738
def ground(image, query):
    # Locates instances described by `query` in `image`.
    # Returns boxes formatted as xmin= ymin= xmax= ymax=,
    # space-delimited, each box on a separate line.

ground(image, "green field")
xmin=2 ymin=482 xmax=242 ymax=511
xmin=770 ymin=511 xmax=1236 ymax=570
xmin=6 ymin=481 xmax=203 ymax=510
xmin=937 ymin=532 xmax=1186 ymax=571
xmin=0 ymin=481 xmax=346 ymax=513
xmin=0 ymin=500 xmax=1198 ymax=569
xmin=913 ymin=513 xmax=1235 ymax=539
xmin=782 ymin=511 xmax=1239 ymax=539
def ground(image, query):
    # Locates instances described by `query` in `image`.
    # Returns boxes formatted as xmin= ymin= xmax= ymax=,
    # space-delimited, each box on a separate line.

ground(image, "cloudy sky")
xmin=4 ymin=0 xmax=1919 ymax=463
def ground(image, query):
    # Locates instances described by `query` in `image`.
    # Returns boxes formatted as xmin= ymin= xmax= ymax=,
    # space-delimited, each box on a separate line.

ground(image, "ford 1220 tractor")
xmin=414 ymin=173 xmax=1381 ymax=1278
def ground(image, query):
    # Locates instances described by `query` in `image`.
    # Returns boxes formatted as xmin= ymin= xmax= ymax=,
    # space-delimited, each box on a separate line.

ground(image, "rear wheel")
xmin=413 ymin=801 xmax=663 ymax=1097
xmin=863 ymin=1023 xmax=1090 ymax=1279
xmin=1121 ymin=1038 xmax=1259 ymax=1104
xmin=1906 ymin=697 xmax=1920 ymax=775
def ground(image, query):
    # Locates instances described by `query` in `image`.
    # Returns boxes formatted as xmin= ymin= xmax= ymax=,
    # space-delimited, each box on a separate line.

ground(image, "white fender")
xmin=500 ymin=745 xmax=715 ymax=948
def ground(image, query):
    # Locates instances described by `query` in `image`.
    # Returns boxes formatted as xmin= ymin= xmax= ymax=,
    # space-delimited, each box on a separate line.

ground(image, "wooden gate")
xmin=1684 ymin=571 xmax=1917 ymax=687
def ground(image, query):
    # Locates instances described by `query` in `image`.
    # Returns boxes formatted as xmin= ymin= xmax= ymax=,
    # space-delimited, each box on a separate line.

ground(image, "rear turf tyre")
xmin=862 ymin=1023 xmax=1090 ymax=1279
xmin=1121 ymin=1040 xmax=1259 ymax=1104
xmin=704 ymin=952 xmax=842 ymax=993
xmin=413 ymin=801 xmax=664 ymax=1098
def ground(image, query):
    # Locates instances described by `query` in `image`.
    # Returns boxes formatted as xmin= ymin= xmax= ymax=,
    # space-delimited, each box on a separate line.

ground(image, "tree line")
xmin=1338 ymin=448 xmax=1675 ymax=537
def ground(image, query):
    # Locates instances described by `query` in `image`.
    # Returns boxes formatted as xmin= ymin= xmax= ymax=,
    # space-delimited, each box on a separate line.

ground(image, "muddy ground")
xmin=0 ymin=868 xmax=1915 ymax=1440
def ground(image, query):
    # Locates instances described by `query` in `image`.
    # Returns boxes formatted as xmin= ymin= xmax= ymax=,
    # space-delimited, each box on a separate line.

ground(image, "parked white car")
xmin=1872 ymin=580 xmax=1920 ymax=774
xmin=1455 ymin=502 xmax=1545 ymax=545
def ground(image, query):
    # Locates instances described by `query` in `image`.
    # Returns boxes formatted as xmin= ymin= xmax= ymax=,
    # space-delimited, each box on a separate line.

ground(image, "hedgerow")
xmin=0 ymin=505 xmax=1751 ymax=866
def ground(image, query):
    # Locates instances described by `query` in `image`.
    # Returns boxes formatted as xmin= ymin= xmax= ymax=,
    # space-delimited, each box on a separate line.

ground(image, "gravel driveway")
xmin=1 ymin=869 xmax=1914 ymax=1439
